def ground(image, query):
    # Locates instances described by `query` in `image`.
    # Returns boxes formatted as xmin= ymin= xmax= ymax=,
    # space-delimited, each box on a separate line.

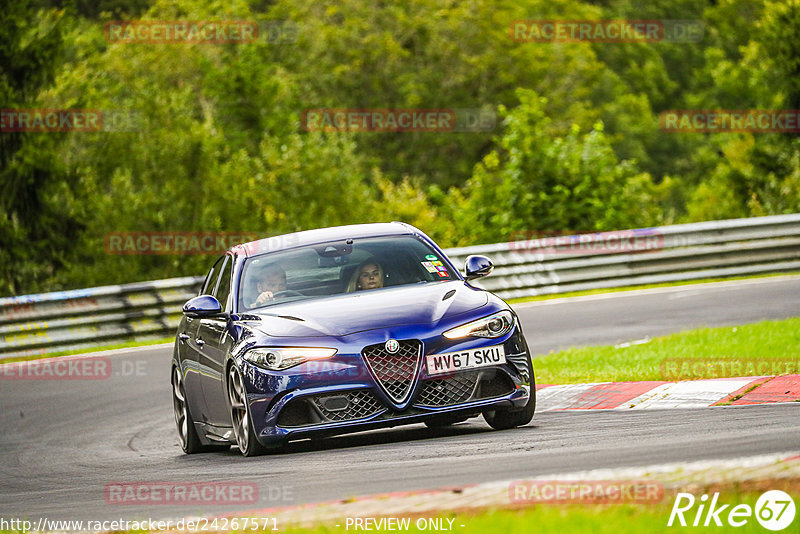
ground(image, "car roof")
xmin=230 ymin=222 xmax=419 ymax=258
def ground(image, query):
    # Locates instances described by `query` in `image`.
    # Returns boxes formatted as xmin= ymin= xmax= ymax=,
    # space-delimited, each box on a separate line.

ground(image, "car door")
xmin=179 ymin=256 xmax=225 ymax=422
xmin=197 ymin=254 xmax=235 ymax=426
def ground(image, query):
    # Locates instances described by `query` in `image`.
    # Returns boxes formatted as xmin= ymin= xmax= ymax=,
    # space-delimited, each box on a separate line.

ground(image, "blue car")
xmin=171 ymin=222 xmax=535 ymax=456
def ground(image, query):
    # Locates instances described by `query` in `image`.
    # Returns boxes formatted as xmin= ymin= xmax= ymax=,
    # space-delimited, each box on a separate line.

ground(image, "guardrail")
xmin=446 ymin=213 xmax=800 ymax=299
xmin=1 ymin=214 xmax=799 ymax=359
xmin=0 ymin=277 xmax=202 ymax=359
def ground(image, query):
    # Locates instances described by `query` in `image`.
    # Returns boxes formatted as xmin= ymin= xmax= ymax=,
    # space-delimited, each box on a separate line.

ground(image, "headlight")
xmin=244 ymin=347 xmax=337 ymax=371
xmin=443 ymin=310 xmax=515 ymax=339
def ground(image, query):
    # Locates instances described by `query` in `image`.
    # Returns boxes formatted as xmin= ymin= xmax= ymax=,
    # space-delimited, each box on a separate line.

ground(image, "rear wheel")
xmin=227 ymin=365 xmax=268 ymax=457
xmin=172 ymin=366 xmax=228 ymax=454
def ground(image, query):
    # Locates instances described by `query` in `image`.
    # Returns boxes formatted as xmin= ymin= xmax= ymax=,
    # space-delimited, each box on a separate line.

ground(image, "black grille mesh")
xmin=310 ymin=390 xmax=384 ymax=422
xmin=278 ymin=390 xmax=385 ymax=427
xmin=362 ymin=340 xmax=422 ymax=403
xmin=416 ymin=371 xmax=516 ymax=407
xmin=416 ymin=371 xmax=480 ymax=407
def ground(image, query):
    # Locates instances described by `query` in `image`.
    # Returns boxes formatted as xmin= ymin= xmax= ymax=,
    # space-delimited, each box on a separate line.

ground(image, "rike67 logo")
xmin=668 ymin=490 xmax=796 ymax=531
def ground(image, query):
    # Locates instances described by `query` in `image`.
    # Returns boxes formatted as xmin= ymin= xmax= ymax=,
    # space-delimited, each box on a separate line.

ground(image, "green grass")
xmin=1 ymin=489 xmax=796 ymax=534
xmin=276 ymin=491 xmax=796 ymax=534
xmin=0 ymin=336 xmax=173 ymax=364
xmin=4 ymin=491 xmax=789 ymax=533
xmin=533 ymin=317 xmax=800 ymax=384
xmin=508 ymin=272 xmax=800 ymax=304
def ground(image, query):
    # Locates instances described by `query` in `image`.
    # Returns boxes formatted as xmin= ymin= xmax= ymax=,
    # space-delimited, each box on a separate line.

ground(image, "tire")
xmin=172 ymin=366 xmax=229 ymax=454
xmin=227 ymin=364 xmax=268 ymax=457
xmin=483 ymin=364 xmax=536 ymax=430
xmin=424 ymin=415 xmax=469 ymax=428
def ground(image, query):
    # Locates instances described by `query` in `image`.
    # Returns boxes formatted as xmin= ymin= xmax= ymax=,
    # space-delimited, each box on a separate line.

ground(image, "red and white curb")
xmin=536 ymin=375 xmax=800 ymax=411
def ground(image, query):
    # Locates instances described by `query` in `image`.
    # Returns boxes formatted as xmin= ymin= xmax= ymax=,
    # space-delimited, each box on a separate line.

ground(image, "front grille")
xmin=310 ymin=390 xmax=384 ymax=422
xmin=361 ymin=340 xmax=422 ymax=404
xmin=415 ymin=370 xmax=516 ymax=407
xmin=416 ymin=371 xmax=480 ymax=407
xmin=277 ymin=390 xmax=385 ymax=427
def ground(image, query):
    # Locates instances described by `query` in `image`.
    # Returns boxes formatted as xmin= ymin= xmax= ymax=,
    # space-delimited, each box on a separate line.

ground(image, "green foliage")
xmin=268 ymin=0 xmax=613 ymax=189
xmin=448 ymin=90 xmax=671 ymax=245
xmin=1 ymin=0 xmax=799 ymax=295
xmin=0 ymin=2 xmax=76 ymax=295
xmin=44 ymin=2 xmax=379 ymax=287
xmin=758 ymin=0 xmax=800 ymax=109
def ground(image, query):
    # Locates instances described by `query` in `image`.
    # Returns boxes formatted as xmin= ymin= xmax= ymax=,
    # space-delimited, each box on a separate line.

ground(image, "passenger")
xmin=347 ymin=259 xmax=384 ymax=292
xmin=251 ymin=263 xmax=288 ymax=307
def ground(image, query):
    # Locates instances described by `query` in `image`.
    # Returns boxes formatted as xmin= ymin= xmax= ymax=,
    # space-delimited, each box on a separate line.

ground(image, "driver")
xmin=251 ymin=263 xmax=288 ymax=307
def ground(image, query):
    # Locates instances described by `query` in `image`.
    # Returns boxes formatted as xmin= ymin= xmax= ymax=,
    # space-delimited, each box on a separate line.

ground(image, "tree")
xmin=0 ymin=2 xmax=77 ymax=295
xmin=448 ymin=89 xmax=670 ymax=245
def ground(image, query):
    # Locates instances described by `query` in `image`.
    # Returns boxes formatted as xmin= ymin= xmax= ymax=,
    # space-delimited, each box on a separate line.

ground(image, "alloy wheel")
xmin=172 ymin=366 xmax=188 ymax=449
xmin=227 ymin=366 xmax=250 ymax=453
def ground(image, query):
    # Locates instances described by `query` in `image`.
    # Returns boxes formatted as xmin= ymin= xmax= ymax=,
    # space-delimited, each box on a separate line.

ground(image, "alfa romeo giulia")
xmin=171 ymin=222 xmax=535 ymax=456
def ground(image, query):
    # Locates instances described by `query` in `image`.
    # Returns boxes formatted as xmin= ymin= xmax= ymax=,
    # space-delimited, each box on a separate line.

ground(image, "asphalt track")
xmin=1 ymin=277 xmax=799 ymax=522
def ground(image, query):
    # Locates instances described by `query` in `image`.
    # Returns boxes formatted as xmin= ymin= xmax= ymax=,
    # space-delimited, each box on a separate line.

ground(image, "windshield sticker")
xmin=422 ymin=261 xmax=438 ymax=273
xmin=437 ymin=271 xmax=449 ymax=277
xmin=425 ymin=254 xmax=438 ymax=260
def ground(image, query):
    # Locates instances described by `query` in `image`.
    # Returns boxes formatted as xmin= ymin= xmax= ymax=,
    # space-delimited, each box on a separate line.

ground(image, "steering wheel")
xmin=271 ymin=290 xmax=304 ymax=299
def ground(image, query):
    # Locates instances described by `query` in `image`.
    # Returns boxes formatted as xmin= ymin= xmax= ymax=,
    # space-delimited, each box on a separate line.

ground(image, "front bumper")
xmin=240 ymin=328 xmax=533 ymax=447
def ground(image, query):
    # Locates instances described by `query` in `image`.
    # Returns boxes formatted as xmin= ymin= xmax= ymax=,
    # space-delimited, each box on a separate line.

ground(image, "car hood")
xmin=243 ymin=281 xmax=488 ymax=337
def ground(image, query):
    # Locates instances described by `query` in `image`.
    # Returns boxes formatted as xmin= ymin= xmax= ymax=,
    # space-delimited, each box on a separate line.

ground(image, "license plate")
xmin=426 ymin=344 xmax=506 ymax=376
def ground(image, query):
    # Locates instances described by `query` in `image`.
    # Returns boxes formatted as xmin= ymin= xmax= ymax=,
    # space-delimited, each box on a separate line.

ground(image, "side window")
xmin=201 ymin=256 xmax=225 ymax=295
xmin=213 ymin=256 xmax=233 ymax=311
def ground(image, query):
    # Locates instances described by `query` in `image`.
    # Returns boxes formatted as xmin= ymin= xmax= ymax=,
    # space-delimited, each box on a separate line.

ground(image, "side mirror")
xmin=464 ymin=255 xmax=494 ymax=280
xmin=183 ymin=295 xmax=223 ymax=318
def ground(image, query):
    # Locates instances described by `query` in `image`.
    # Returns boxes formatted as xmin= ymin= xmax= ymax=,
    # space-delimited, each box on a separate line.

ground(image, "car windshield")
xmin=238 ymin=235 xmax=457 ymax=311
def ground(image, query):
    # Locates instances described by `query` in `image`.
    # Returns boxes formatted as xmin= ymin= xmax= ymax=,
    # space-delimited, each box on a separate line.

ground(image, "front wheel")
xmin=227 ymin=365 xmax=268 ymax=457
xmin=483 ymin=367 xmax=536 ymax=430
xmin=483 ymin=391 xmax=535 ymax=430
